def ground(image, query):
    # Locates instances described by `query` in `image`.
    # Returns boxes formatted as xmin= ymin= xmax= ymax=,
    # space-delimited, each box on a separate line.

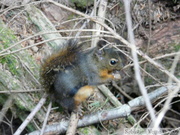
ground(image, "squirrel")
xmin=40 ymin=39 xmax=126 ymax=112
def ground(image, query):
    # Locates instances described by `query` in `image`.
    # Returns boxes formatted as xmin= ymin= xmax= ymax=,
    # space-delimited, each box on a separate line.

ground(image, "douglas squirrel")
xmin=40 ymin=40 xmax=126 ymax=112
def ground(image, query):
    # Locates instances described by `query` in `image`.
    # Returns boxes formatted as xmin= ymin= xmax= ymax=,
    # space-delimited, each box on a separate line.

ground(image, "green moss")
xmin=89 ymin=101 xmax=100 ymax=108
xmin=15 ymin=99 xmax=28 ymax=111
xmin=145 ymin=76 xmax=153 ymax=85
xmin=0 ymin=27 xmax=17 ymax=47
xmin=0 ymin=24 xmax=20 ymax=75
xmin=0 ymin=94 xmax=8 ymax=105
xmin=173 ymin=43 xmax=180 ymax=51
xmin=14 ymin=102 xmax=36 ymax=132
xmin=15 ymin=103 xmax=28 ymax=115
xmin=0 ymin=25 xmax=17 ymax=48
xmin=18 ymin=110 xmax=36 ymax=132
xmin=79 ymin=127 xmax=89 ymax=134
xmin=67 ymin=14 xmax=76 ymax=20
xmin=0 ymin=56 xmax=19 ymax=75
xmin=79 ymin=126 xmax=101 ymax=135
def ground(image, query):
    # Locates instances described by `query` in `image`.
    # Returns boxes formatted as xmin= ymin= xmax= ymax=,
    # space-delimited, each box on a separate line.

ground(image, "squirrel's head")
xmin=94 ymin=40 xmax=127 ymax=80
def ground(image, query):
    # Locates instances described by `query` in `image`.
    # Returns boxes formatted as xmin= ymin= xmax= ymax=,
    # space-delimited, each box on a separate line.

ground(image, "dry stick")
xmin=92 ymin=0 xmax=107 ymax=47
xmin=29 ymin=104 xmax=131 ymax=135
xmin=0 ymin=29 xmax=110 ymax=55
xmin=123 ymin=0 xmax=156 ymax=125
xmin=112 ymin=82 xmax=133 ymax=100
xmin=142 ymin=0 xmax=152 ymax=81
xmin=47 ymin=0 xmax=180 ymax=85
xmin=124 ymin=52 xmax=180 ymax=70
xmin=1 ymin=114 xmax=14 ymax=134
xmin=0 ymin=1 xmax=42 ymax=33
xmin=0 ymin=35 xmax=114 ymax=57
xmin=16 ymin=55 xmax=40 ymax=85
xmin=0 ymin=1 xmax=41 ymax=16
xmin=98 ymin=85 xmax=137 ymax=126
xmin=2 ymin=8 xmax=25 ymax=31
xmin=74 ymin=0 xmax=100 ymax=38
xmin=114 ymin=46 xmax=164 ymax=86
xmin=134 ymin=86 xmax=179 ymax=129
xmin=40 ymin=101 xmax=52 ymax=135
xmin=66 ymin=112 xmax=79 ymax=135
xmin=153 ymin=53 xmax=180 ymax=128
xmin=133 ymin=94 xmax=168 ymax=128
xmin=98 ymin=85 xmax=122 ymax=107
xmin=28 ymin=85 xmax=177 ymax=135
xmin=140 ymin=66 xmax=164 ymax=86
xmin=0 ymin=95 xmax=14 ymax=124
xmin=61 ymin=16 xmax=116 ymax=33
xmin=14 ymin=94 xmax=47 ymax=135
xmin=164 ymin=127 xmax=180 ymax=135
xmin=91 ymin=0 xmax=97 ymax=47
xmin=0 ymin=89 xmax=42 ymax=94
xmin=168 ymin=53 xmax=180 ymax=85
xmin=164 ymin=116 xmax=180 ymax=124
xmin=132 ymin=85 xmax=179 ymax=127
xmin=123 ymin=52 xmax=180 ymax=87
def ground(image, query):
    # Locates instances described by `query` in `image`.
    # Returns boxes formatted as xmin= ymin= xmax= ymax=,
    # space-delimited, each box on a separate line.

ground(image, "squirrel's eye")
xmin=109 ymin=58 xmax=118 ymax=66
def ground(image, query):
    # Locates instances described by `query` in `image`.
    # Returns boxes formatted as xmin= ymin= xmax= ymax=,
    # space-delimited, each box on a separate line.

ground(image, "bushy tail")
xmin=40 ymin=39 xmax=82 ymax=92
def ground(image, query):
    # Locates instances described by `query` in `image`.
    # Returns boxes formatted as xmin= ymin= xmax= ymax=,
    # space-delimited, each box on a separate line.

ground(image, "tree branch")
xmin=28 ymin=85 xmax=177 ymax=135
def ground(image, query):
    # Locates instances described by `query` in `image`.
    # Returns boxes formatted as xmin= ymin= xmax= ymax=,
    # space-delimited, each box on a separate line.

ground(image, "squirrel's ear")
xmin=94 ymin=40 xmax=107 ymax=60
xmin=94 ymin=48 xmax=105 ymax=61
xmin=97 ymin=40 xmax=107 ymax=49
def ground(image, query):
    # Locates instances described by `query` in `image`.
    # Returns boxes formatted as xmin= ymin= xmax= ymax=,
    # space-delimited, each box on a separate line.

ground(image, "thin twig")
xmin=0 ymin=89 xmax=42 ymax=94
xmin=0 ymin=1 xmax=41 ymax=15
xmin=92 ymin=0 xmax=107 ymax=47
xmin=98 ymin=85 xmax=138 ymax=126
xmin=142 ymin=0 xmax=152 ymax=81
xmin=0 ymin=29 xmax=110 ymax=55
xmin=0 ymin=34 xmax=115 ymax=57
xmin=123 ymin=0 xmax=156 ymax=124
xmin=168 ymin=52 xmax=180 ymax=84
xmin=0 ymin=1 xmax=42 ymax=33
xmin=153 ymin=53 xmax=180 ymax=128
xmin=0 ymin=95 xmax=14 ymax=124
xmin=14 ymin=94 xmax=47 ymax=135
xmin=66 ymin=112 xmax=79 ymax=135
xmin=74 ymin=0 xmax=101 ymax=39
xmin=28 ymin=85 xmax=177 ymax=135
xmin=40 ymin=102 xmax=52 ymax=135
xmin=16 ymin=55 xmax=40 ymax=85
xmin=124 ymin=52 xmax=180 ymax=69
xmin=112 ymin=82 xmax=133 ymax=100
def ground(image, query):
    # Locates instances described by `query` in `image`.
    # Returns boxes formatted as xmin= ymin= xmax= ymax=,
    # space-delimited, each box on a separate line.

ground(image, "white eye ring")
xmin=109 ymin=58 xmax=118 ymax=66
